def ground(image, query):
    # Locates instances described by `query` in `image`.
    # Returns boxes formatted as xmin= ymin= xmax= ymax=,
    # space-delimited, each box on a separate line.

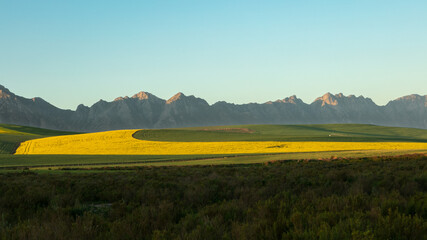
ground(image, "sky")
xmin=0 ymin=0 xmax=426 ymax=110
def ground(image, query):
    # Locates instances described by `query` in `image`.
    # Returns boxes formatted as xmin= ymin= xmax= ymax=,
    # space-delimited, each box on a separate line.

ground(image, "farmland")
xmin=0 ymin=124 xmax=426 ymax=169
xmin=0 ymin=124 xmax=426 ymax=239
xmin=0 ymin=124 xmax=78 ymax=154
xmin=14 ymin=129 xmax=427 ymax=155
xmin=135 ymin=124 xmax=427 ymax=142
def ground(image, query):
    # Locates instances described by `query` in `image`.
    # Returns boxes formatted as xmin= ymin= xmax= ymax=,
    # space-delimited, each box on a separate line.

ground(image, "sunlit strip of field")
xmin=16 ymin=150 xmax=424 ymax=171
xmin=15 ymin=130 xmax=427 ymax=155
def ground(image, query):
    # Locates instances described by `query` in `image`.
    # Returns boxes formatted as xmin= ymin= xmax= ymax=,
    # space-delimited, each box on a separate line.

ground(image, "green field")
xmin=1 ymin=123 xmax=426 ymax=169
xmin=134 ymin=124 xmax=427 ymax=142
xmin=0 ymin=149 xmax=424 ymax=171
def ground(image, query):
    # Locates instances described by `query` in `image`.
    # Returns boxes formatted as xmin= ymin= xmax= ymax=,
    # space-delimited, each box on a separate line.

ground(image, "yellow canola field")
xmin=15 ymin=130 xmax=427 ymax=155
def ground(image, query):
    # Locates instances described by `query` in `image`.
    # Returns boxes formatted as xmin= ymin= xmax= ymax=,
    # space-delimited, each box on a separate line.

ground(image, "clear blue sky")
xmin=1 ymin=0 xmax=426 ymax=110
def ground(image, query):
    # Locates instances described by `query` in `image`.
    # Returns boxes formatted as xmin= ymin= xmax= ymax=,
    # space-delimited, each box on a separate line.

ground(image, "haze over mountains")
xmin=0 ymin=84 xmax=426 ymax=131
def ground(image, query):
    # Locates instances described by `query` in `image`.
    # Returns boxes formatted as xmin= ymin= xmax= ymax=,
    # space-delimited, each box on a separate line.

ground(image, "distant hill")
xmin=0 ymin=84 xmax=426 ymax=131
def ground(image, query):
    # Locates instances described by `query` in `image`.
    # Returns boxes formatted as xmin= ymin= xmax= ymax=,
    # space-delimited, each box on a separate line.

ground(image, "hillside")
xmin=134 ymin=124 xmax=427 ymax=142
xmin=0 ymin=84 xmax=426 ymax=131
xmin=0 ymin=124 xmax=77 ymax=154
xmin=1 ymin=124 xmax=426 ymax=168
xmin=14 ymin=124 xmax=427 ymax=156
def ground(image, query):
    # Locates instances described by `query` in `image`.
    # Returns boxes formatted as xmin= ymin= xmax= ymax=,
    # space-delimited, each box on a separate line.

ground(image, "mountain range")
xmin=0 ymin=84 xmax=426 ymax=131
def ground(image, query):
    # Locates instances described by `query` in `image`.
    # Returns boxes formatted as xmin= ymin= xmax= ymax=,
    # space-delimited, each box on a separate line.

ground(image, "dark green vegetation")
xmin=1 ymin=149 xmax=426 ymax=170
xmin=0 ymin=155 xmax=426 ymax=239
xmin=0 ymin=124 xmax=78 ymax=154
xmin=134 ymin=124 xmax=427 ymax=142
xmin=0 ymin=154 xmax=231 ymax=168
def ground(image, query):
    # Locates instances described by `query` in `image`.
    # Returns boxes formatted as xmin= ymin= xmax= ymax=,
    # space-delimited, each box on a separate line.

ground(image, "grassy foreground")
xmin=0 ymin=155 xmax=425 ymax=239
xmin=0 ymin=124 xmax=426 ymax=239
xmin=0 ymin=149 xmax=424 ymax=170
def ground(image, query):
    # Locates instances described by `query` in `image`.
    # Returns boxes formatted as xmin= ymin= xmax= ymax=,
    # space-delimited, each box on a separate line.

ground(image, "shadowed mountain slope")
xmin=0 ymin=85 xmax=425 ymax=131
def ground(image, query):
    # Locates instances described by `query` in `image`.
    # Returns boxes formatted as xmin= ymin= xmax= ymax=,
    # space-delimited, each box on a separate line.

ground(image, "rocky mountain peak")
xmin=114 ymin=96 xmax=129 ymax=101
xmin=315 ymin=92 xmax=338 ymax=106
xmin=76 ymin=104 xmax=89 ymax=111
xmin=336 ymin=93 xmax=345 ymax=98
xmin=394 ymin=94 xmax=424 ymax=102
xmin=388 ymin=94 xmax=427 ymax=108
xmin=132 ymin=91 xmax=152 ymax=100
xmin=283 ymin=95 xmax=304 ymax=104
xmin=273 ymin=95 xmax=304 ymax=104
xmin=0 ymin=85 xmax=13 ymax=99
xmin=313 ymin=93 xmax=375 ymax=107
xmin=32 ymin=97 xmax=42 ymax=102
xmin=113 ymin=91 xmax=160 ymax=102
xmin=166 ymin=92 xmax=186 ymax=104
